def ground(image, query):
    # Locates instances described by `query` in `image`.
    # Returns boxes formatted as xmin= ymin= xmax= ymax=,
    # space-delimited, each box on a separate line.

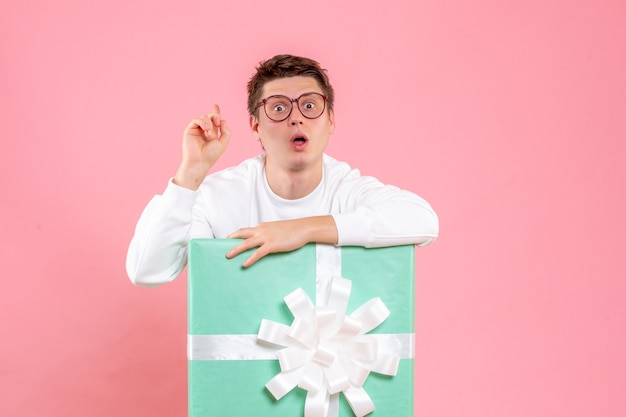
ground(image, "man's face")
xmin=250 ymin=76 xmax=335 ymax=173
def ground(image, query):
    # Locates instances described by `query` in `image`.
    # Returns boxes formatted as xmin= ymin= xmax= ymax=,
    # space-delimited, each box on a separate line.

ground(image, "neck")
xmin=264 ymin=158 xmax=323 ymax=200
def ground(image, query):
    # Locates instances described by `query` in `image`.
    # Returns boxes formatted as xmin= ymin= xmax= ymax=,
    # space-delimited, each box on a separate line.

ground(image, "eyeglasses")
xmin=256 ymin=92 xmax=327 ymax=122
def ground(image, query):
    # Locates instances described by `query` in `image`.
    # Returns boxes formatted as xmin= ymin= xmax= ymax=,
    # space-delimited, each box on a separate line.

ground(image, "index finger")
xmin=225 ymin=231 xmax=257 ymax=259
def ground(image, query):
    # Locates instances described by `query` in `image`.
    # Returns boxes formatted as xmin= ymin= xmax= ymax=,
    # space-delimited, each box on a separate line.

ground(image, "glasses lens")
xmin=264 ymin=96 xmax=292 ymax=121
xmin=297 ymin=93 xmax=325 ymax=119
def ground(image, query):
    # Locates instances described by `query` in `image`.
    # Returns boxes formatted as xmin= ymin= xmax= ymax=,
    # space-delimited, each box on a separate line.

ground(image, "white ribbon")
xmin=188 ymin=333 xmax=413 ymax=361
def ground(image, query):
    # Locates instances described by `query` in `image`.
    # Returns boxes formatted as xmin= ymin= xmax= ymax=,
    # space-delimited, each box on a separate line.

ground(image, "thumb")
xmin=210 ymin=104 xmax=222 ymax=128
xmin=220 ymin=119 xmax=232 ymax=142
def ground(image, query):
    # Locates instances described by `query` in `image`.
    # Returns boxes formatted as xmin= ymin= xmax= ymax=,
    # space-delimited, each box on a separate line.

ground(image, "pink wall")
xmin=2 ymin=1 xmax=625 ymax=416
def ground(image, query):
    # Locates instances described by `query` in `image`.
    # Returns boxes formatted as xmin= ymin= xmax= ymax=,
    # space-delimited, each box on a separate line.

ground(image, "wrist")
xmin=173 ymin=162 xmax=211 ymax=191
xmin=303 ymin=216 xmax=338 ymax=245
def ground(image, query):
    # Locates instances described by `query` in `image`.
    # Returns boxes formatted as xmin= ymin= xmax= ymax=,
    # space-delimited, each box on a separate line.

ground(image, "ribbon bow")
xmin=257 ymin=277 xmax=400 ymax=417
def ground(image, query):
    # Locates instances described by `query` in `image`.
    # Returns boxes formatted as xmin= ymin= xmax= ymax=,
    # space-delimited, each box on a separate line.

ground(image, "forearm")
xmin=333 ymin=185 xmax=439 ymax=248
xmin=126 ymin=182 xmax=198 ymax=286
xmin=226 ymin=215 xmax=338 ymax=267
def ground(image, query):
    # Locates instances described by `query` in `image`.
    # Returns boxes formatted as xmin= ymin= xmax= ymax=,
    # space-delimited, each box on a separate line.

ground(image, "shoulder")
xmin=206 ymin=154 xmax=263 ymax=181
xmin=323 ymin=154 xmax=382 ymax=187
xmin=198 ymin=154 xmax=265 ymax=194
xmin=323 ymin=154 xmax=360 ymax=179
xmin=322 ymin=154 xmax=387 ymax=203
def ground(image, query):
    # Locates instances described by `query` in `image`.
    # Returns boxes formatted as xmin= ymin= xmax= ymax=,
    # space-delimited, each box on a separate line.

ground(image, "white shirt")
xmin=126 ymin=154 xmax=438 ymax=287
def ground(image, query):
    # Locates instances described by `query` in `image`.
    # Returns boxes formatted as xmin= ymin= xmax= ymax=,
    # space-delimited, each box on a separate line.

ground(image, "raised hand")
xmin=174 ymin=104 xmax=232 ymax=190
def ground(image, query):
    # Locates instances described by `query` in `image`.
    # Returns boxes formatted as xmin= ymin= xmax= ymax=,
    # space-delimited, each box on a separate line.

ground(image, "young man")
xmin=126 ymin=54 xmax=438 ymax=287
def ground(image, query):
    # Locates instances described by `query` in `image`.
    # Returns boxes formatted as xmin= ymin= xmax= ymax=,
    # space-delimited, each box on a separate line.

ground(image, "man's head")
xmin=247 ymin=54 xmax=335 ymax=117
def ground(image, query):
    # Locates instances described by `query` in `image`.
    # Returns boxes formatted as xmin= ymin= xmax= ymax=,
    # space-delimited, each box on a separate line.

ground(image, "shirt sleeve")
xmin=331 ymin=174 xmax=439 ymax=248
xmin=125 ymin=180 xmax=209 ymax=287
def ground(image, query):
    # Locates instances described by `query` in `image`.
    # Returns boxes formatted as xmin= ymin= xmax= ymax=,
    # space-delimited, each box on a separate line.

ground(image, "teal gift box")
xmin=188 ymin=239 xmax=415 ymax=417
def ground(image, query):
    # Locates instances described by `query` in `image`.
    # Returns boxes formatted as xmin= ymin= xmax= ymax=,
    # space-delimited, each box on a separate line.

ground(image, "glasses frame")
xmin=255 ymin=92 xmax=328 ymax=122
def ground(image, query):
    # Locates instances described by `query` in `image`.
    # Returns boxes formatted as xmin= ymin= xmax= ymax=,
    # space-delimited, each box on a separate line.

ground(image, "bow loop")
xmin=349 ymin=298 xmax=390 ymax=334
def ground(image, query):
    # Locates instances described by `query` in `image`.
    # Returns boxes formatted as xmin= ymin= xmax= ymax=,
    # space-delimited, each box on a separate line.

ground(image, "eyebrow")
xmin=263 ymin=91 xmax=322 ymax=99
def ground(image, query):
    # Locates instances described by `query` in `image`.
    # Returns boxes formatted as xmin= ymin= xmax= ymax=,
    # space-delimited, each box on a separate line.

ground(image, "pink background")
xmin=2 ymin=0 xmax=625 ymax=416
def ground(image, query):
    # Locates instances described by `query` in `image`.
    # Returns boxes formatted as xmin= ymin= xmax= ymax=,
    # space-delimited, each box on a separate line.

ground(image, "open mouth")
xmin=291 ymin=134 xmax=309 ymax=146
xmin=292 ymin=136 xmax=307 ymax=144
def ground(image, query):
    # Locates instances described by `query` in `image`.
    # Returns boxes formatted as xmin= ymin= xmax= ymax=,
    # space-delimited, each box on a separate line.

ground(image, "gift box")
xmin=188 ymin=239 xmax=415 ymax=417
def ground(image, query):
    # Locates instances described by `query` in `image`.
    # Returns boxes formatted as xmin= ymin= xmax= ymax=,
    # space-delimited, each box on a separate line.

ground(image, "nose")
xmin=288 ymin=99 xmax=305 ymax=125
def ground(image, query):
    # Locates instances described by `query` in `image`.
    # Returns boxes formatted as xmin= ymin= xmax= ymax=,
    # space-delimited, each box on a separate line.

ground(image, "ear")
xmin=328 ymin=109 xmax=336 ymax=134
xmin=249 ymin=115 xmax=261 ymax=140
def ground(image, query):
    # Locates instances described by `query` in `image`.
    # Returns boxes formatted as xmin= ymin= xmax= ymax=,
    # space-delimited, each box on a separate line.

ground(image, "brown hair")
xmin=247 ymin=54 xmax=335 ymax=116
